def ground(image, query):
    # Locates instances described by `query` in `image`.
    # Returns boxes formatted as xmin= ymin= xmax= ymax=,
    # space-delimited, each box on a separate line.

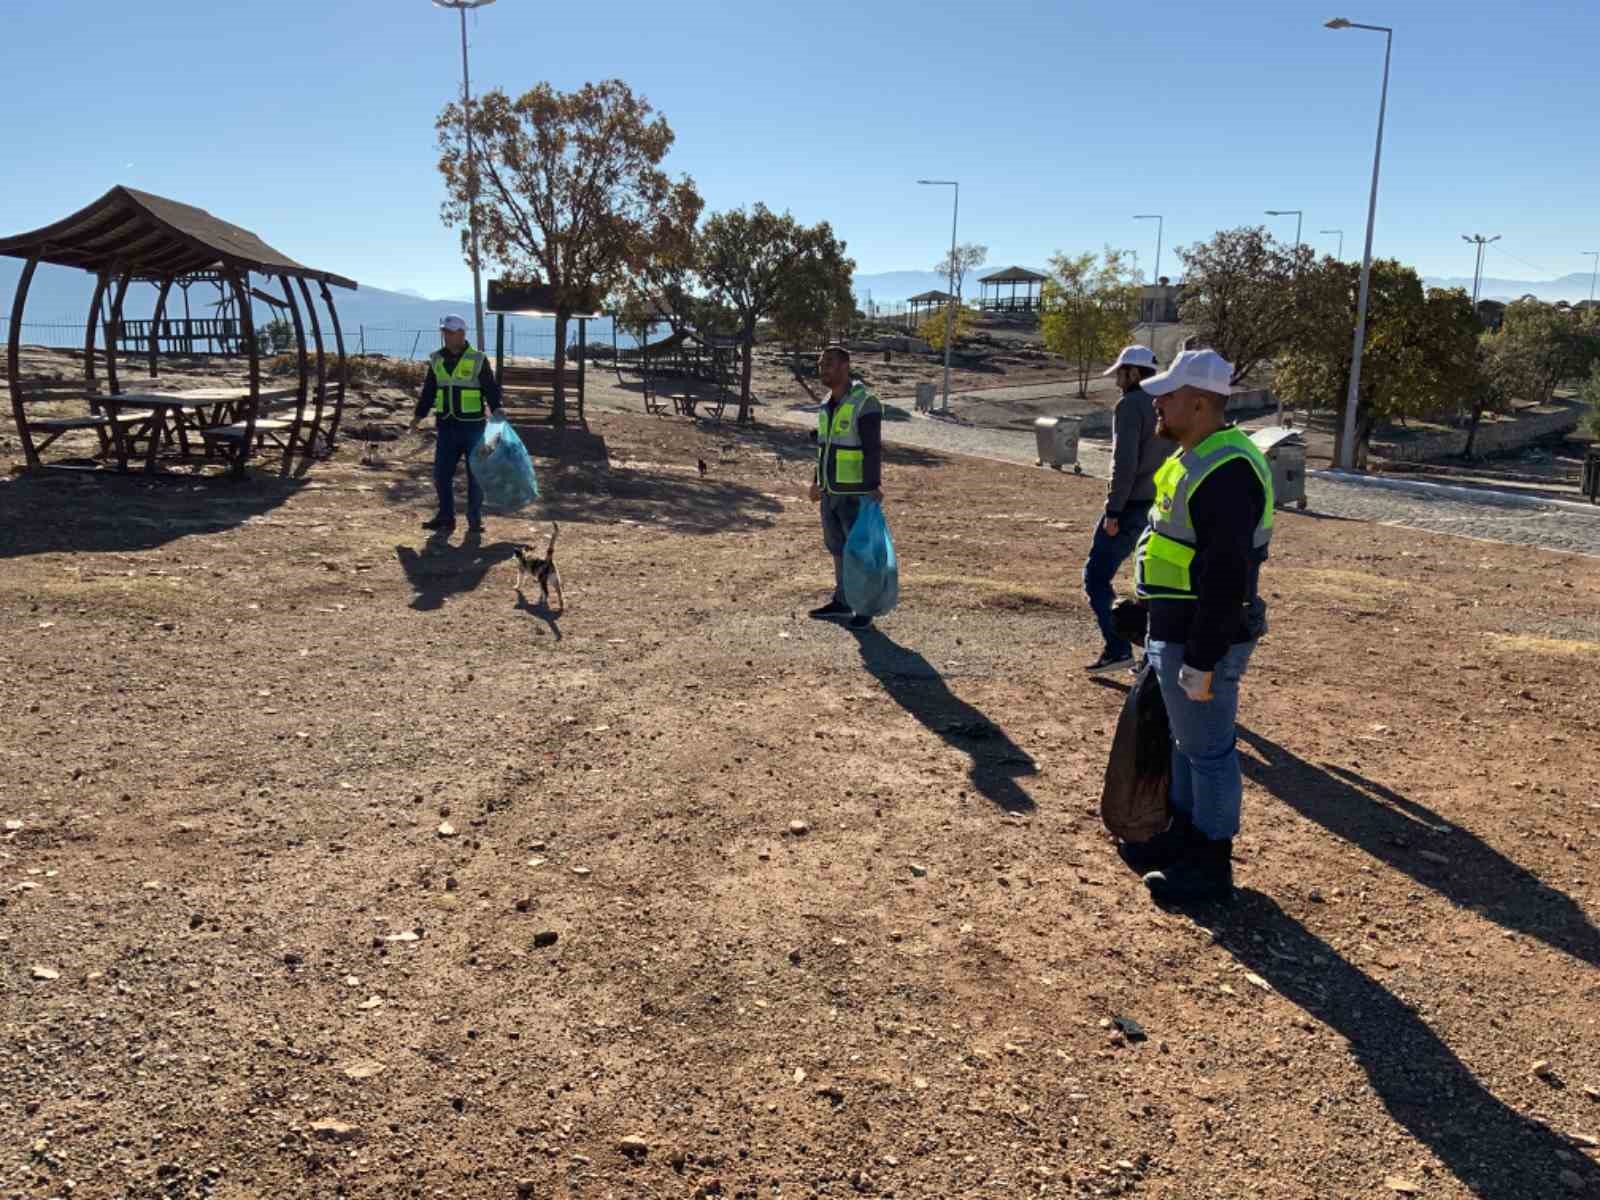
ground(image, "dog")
xmin=512 ymin=522 xmax=563 ymax=612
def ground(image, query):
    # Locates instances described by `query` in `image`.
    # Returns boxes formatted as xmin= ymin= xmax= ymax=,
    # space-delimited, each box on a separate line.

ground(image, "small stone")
xmin=909 ymin=863 xmax=927 ymax=878
xmin=793 ymin=1067 xmax=806 ymax=1084
xmin=517 ymin=1182 xmax=537 ymax=1199
xmin=4 ymin=819 xmax=21 ymax=832
xmin=1384 ymin=1178 xmax=1421 ymax=1195
xmin=1570 ymin=1132 xmax=1599 ymax=1148
xmin=141 ymin=880 xmax=162 ymax=890
xmin=385 ymin=930 xmax=419 ymax=943
xmin=527 ymin=858 xmax=547 ymax=867
xmin=789 ymin=820 xmax=809 ymax=836
xmin=444 ymin=876 xmax=458 ymax=891
xmin=787 ymin=948 xmax=802 ymax=965
xmin=529 ymin=841 xmax=547 ymax=852
xmin=310 ymin=1118 xmax=360 ymax=1143
xmin=341 ymin=1061 xmax=385 ymax=1079
xmin=1418 ymin=850 xmax=1450 ymax=866
xmin=1585 ymin=1086 xmax=1600 ymax=1101
xmin=359 ymin=996 xmax=384 ymax=1010
xmin=1245 ymin=972 xmax=1272 ymax=992
xmin=618 ymin=1134 xmax=650 ymax=1159
xmin=31 ymin=965 xmax=60 ymax=981
xmin=515 ymin=897 xmax=531 ymax=913
xmin=571 ymin=866 xmax=591 ymax=877
xmin=1309 ymin=889 xmax=1325 ymax=903
xmin=532 ymin=931 xmax=559 ymax=949
xmin=344 ymin=975 xmax=360 ymax=987
xmin=1534 ymin=1059 xmax=1557 ymax=1079
xmin=437 ymin=821 xmax=456 ymax=838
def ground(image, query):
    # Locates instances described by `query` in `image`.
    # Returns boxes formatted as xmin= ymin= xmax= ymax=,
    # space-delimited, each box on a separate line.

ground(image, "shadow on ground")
xmin=0 ymin=469 xmax=302 ymax=559
xmin=394 ymin=536 xmax=519 ymax=612
xmin=1238 ymin=728 xmax=1600 ymax=969
xmin=1214 ymin=890 xmax=1590 ymax=1200
xmin=851 ymin=625 xmax=1038 ymax=813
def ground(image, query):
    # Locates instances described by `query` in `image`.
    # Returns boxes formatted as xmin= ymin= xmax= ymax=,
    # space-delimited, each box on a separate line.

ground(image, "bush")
xmin=1581 ymin=362 xmax=1600 ymax=439
xmin=257 ymin=353 xmax=426 ymax=390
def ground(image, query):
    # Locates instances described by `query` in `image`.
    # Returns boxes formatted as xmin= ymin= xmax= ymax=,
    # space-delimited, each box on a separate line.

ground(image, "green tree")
xmin=917 ymin=303 xmax=976 ymax=351
xmin=1038 ymin=247 xmax=1141 ymax=398
xmin=1580 ymin=362 xmax=1600 ymax=439
xmin=437 ymin=78 xmax=703 ymax=425
xmin=1464 ymin=332 xmax=1520 ymax=459
xmin=1275 ymin=259 xmax=1478 ymax=466
xmin=698 ymin=204 xmax=855 ymax=423
xmin=1177 ymin=226 xmax=1317 ymax=385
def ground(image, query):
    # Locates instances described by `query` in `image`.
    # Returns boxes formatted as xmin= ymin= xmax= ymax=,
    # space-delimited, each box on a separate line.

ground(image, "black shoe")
xmin=808 ymin=601 xmax=851 ymax=621
xmin=1117 ymin=812 xmax=1198 ymax=875
xmin=422 ymin=515 xmax=456 ymax=532
xmin=1086 ymin=649 xmax=1137 ymax=674
xmin=847 ymin=613 xmax=873 ymax=631
xmin=1143 ymin=838 xmax=1234 ymax=905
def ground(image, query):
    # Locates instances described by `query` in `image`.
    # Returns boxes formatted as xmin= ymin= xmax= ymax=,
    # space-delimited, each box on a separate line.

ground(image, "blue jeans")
xmin=1083 ymin=502 xmax=1149 ymax=658
xmin=432 ymin=419 xmax=486 ymax=525
xmin=1145 ymin=638 xmax=1255 ymax=840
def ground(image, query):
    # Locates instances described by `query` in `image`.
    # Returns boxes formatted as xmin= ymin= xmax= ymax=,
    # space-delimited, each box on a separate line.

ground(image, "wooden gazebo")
xmin=906 ymin=289 xmax=953 ymax=326
xmin=977 ymin=266 xmax=1047 ymax=314
xmin=1 ymin=186 xmax=357 ymax=475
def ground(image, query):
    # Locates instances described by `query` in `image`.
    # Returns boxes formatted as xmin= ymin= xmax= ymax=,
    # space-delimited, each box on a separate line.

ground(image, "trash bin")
xmin=915 ymin=382 xmax=935 ymax=413
xmin=1249 ymin=427 xmax=1307 ymax=510
xmin=1034 ymin=416 xmax=1083 ymax=474
xmin=1584 ymin=445 xmax=1600 ymax=504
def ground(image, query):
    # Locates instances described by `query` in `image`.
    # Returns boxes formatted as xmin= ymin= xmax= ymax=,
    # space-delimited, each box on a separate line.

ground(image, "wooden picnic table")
xmin=97 ymin=386 xmax=296 ymax=472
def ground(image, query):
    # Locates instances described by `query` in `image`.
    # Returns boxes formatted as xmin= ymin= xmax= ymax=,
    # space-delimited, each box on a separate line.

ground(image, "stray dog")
xmin=513 ymin=522 xmax=563 ymax=612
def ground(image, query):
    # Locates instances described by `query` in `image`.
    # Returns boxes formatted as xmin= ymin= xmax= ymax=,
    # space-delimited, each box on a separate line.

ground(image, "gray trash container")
xmin=1249 ymin=427 xmax=1307 ymax=510
xmin=1034 ymin=416 xmax=1083 ymax=473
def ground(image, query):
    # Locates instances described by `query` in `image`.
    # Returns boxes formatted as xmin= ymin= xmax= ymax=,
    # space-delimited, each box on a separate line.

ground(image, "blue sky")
xmin=3 ymin=0 xmax=1596 ymax=300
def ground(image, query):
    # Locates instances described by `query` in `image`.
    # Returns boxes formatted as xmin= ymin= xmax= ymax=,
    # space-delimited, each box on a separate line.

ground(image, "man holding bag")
xmin=808 ymin=346 xmax=883 ymax=632
xmin=409 ymin=314 xmax=504 ymax=535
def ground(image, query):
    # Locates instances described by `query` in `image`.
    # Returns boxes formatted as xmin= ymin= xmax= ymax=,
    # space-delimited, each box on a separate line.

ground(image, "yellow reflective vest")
xmin=817 ymin=383 xmax=881 ymax=495
xmin=430 ymin=347 xmax=487 ymax=420
xmin=1134 ymin=426 xmax=1274 ymax=602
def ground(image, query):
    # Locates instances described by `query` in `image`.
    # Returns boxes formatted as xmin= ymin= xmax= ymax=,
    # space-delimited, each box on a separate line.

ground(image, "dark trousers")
xmin=1083 ymin=501 xmax=1150 ymax=658
xmin=820 ymin=492 xmax=865 ymax=607
xmin=432 ymin=418 xmax=486 ymax=525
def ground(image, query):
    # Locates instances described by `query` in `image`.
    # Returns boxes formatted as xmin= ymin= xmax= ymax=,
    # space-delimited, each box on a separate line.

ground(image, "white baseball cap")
xmin=439 ymin=313 xmax=468 ymax=333
xmin=1142 ymin=348 xmax=1235 ymax=398
xmin=1102 ymin=345 xmax=1159 ymax=376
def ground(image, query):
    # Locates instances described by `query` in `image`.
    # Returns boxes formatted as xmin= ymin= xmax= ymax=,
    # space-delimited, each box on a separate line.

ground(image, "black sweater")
xmin=1147 ymin=456 xmax=1267 ymax=671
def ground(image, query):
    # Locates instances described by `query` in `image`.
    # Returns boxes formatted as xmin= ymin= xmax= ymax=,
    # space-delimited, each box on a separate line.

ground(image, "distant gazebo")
xmin=977 ymin=266 xmax=1047 ymax=314
xmin=906 ymin=289 xmax=953 ymax=326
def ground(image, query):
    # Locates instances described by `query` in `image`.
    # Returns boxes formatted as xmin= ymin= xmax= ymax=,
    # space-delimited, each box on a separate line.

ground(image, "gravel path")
xmin=771 ymin=403 xmax=1600 ymax=558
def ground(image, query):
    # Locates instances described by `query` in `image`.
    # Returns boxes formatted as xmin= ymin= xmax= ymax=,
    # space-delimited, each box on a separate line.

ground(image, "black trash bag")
xmin=1101 ymin=660 xmax=1172 ymax=842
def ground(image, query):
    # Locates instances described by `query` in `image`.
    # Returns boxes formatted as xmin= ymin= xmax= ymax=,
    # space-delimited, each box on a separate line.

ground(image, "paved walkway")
xmin=771 ymin=403 xmax=1600 ymax=559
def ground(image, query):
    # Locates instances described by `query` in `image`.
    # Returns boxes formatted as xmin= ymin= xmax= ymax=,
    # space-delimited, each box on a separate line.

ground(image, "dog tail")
xmin=544 ymin=522 xmax=559 ymax=559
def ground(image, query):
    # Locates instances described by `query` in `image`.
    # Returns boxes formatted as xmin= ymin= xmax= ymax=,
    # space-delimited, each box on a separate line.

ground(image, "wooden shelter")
xmin=486 ymin=279 xmax=602 ymax=424
xmin=906 ymin=289 xmax=954 ymax=325
xmin=1 ymin=186 xmax=357 ymax=474
xmin=977 ymin=266 xmax=1047 ymax=314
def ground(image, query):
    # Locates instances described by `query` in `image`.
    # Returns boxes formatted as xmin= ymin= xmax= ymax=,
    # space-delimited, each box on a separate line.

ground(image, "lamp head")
xmin=1325 ymin=17 xmax=1352 ymax=28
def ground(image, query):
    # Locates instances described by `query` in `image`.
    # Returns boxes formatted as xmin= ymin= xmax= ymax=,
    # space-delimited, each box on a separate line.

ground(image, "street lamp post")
xmin=433 ymin=0 xmax=498 ymax=354
xmin=1461 ymin=234 xmax=1500 ymax=308
xmin=1265 ymin=209 xmax=1304 ymax=261
xmin=1134 ymin=214 xmax=1163 ymax=346
xmin=918 ymin=179 xmax=959 ymax=414
xmin=1320 ymin=228 xmax=1345 ymax=261
xmin=1584 ymin=250 xmax=1600 ymax=306
xmin=1326 ymin=16 xmax=1393 ymax=471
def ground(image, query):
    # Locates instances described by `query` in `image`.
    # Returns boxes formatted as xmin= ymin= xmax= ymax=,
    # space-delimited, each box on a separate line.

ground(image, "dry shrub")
xmin=258 ymin=353 xmax=425 ymax=390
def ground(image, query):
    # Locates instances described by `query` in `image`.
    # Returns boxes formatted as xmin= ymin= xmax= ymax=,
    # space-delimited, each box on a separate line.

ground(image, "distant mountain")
xmin=1422 ymin=271 xmax=1597 ymax=305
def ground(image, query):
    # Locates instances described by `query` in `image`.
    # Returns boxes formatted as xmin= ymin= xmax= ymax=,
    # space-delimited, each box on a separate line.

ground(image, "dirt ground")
xmin=3 ymin=362 xmax=1600 ymax=1200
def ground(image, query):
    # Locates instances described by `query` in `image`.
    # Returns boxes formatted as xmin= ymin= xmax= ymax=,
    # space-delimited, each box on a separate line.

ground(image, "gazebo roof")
xmin=979 ymin=266 xmax=1048 ymax=284
xmin=907 ymin=289 xmax=953 ymax=303
xmin=0 ymin=186 xmax=357 ymax=289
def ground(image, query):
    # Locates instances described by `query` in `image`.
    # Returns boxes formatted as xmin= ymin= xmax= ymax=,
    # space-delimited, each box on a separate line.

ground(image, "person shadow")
xmin=394 ymin=533 xmax=518 ymax=612
xmin=513 ymin=588 xmax=563 ymax=641
xmin=1211 ymin=890 xmax=1590 ymax=1199
xmin=850 ymin=626 xmax=1038 ymax=814
xmin=1237 ymin=728 xmax=1600 ymax=970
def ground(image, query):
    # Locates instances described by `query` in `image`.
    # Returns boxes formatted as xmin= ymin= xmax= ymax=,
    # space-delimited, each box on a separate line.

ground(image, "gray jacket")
xmin=1106 ymin=385 xmax=1174 ymax=517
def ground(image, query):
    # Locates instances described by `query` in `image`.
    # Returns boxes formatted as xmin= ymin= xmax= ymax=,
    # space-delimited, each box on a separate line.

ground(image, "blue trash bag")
xmin=842 ymin=499 xmax=899 ymax=618
xmin=471 ymin=417 xmax=540 ymax=512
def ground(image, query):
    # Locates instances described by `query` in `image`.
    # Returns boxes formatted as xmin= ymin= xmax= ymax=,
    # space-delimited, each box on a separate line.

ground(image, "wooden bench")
xmin=499 ymin=365 xmax=561 ymax=400
xmin=10 ymin=382 xmax=154 ymax=465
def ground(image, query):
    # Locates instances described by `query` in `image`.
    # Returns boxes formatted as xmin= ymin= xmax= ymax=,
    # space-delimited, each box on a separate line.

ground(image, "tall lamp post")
xmin=1320 ymin=228 xmax=1345 ymax=261
xmin=1584 ymin=250 xmax=1600 ymax=306
xmin=1461 ymin=234 xmax=1500 ymax=307
xmin=1134 ymin=214 xmax=1163 ymax=346
xmin=1326 ymin=16 xmax=1393 ymax=471
xmin=918 ymin=179 xmax=959 ymax=414
xmin=433 ymin=0 xmax=498 ymax=353
xmin=1265 ymin=209 xmax=1304 ymax=261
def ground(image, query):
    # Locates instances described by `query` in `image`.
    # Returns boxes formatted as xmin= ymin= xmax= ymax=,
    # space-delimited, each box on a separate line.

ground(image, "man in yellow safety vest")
xmin=808 ymin=346 xmax=884 ymax=632
xmin=1121 ymin=349 xmax=1274 ymax=904
xmin=409 ymin=313 xmax=504 ymax=536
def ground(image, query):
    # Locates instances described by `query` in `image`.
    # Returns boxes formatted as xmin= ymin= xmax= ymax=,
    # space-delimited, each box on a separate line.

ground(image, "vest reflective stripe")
xmin=430 ymin=348 xmax=486 ymax=419
xmin=817 ymin=383 xmax=880 ymax=494
xmin=1134 ymin=427 xmax=1274 ymax=602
